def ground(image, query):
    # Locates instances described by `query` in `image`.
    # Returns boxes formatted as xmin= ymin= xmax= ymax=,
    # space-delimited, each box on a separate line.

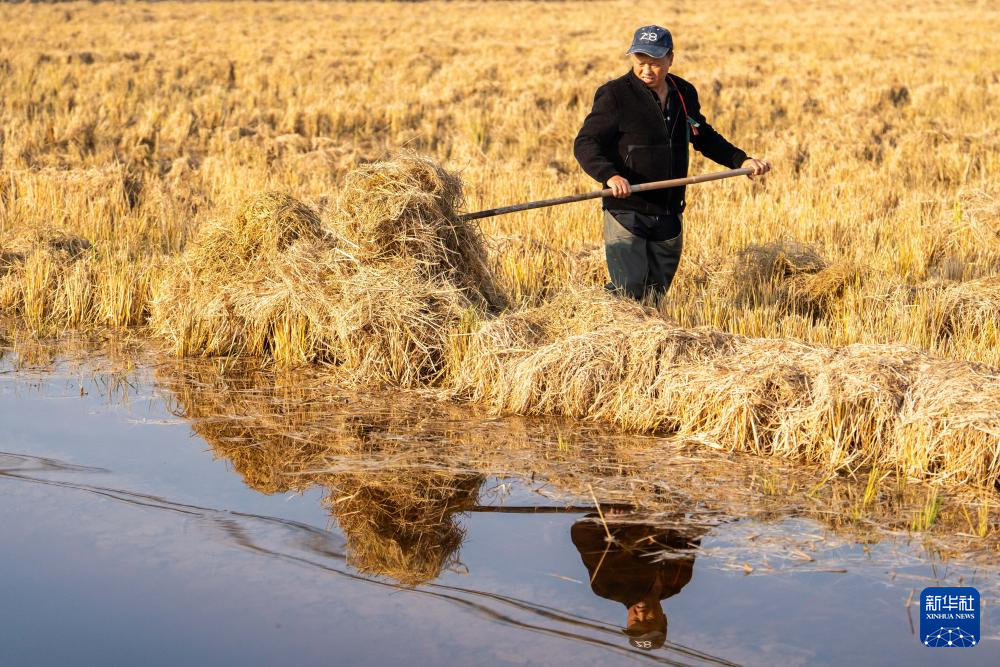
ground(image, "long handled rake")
xmin=459 ymin=167 xmax=751 ymax=221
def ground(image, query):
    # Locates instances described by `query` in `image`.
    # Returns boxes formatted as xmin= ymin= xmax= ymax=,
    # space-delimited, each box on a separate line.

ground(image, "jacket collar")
xmin=625 ymin=70 xmax=673 ymax=127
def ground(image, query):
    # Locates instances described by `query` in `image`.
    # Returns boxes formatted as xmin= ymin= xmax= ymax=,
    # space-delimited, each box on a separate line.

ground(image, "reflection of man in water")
xmin=571 ymin=509 xmax=702 ymax=650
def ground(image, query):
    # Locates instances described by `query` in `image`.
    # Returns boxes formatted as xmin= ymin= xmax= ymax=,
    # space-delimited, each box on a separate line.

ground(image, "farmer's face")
xmin=628 ymin=598 xmax=664 ymax=626
xmin=630 ymin=52 xmax=673 ymax=89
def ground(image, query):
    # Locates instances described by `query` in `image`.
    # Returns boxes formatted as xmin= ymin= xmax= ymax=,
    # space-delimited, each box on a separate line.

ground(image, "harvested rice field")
xmin=1 ymin=0 xmax=998 ymax=663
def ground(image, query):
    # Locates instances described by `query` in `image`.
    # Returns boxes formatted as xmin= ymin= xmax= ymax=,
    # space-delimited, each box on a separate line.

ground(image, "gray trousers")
xmin=603 ymin=210 xmax=683 ymax=300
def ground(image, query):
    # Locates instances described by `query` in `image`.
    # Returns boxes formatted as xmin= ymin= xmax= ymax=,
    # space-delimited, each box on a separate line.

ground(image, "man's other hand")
xmin=608 ymin=175 xmax=632 ymax=198
xmin=741 ymin=158 xmax=772 ymax=179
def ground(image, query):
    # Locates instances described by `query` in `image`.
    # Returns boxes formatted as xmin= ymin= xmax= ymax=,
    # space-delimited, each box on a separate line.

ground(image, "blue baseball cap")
xmin=625 ymin=25 xmax=673 ymax=58
xmin=628 ymin=630 xmax=667 ymax=651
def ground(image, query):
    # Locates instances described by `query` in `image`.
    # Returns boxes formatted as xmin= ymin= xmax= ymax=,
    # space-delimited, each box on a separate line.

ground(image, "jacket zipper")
xmin=643 ymin=86 xmax=671 ymax=138
xmin=641 ymin=86 xmax=677 ymax=175
xmin=637 ymin=84 xmax=683 ymax=213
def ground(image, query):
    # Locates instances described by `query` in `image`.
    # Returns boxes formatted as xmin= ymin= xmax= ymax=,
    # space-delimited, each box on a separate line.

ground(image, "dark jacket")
xmin=570 ymin=516 xmax=700 ymax=606
xmin=574 ymin=71 xmax=748 ymax=216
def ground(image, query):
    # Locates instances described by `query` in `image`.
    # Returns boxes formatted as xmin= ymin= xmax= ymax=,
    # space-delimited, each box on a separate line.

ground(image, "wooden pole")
xmin=459 ymin=167 xmax=752 ymax=221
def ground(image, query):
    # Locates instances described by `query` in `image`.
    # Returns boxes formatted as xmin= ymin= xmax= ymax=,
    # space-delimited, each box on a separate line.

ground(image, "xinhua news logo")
xmin=920 ymin=587 xmax=980 ymax=648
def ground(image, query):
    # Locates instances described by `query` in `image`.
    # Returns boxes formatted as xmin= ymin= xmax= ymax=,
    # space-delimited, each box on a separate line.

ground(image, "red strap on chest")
xmin=666 ymin=74 xmax=699 ymax=136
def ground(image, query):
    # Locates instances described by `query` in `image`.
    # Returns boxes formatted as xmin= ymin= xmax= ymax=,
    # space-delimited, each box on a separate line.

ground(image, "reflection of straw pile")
xmin=151 ymin=359 xmax=998 ymax=580
xmin=329 ymin=473 xmax=481 ymax=586
xmin=162 ymin=363 xmax=329 ymax=494
xmin=160 ymin=361 xmax=484 ymax=585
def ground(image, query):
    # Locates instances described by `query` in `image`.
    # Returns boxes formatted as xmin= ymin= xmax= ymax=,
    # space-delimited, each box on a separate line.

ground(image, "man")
xmin=570 ymin=507 xmax=704 ymax=651
xmin=574 ymin=25 xmax=771 ymax=301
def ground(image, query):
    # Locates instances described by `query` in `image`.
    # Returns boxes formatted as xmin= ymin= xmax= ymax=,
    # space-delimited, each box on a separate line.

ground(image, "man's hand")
xmin=607 ymin=175 xmax=632 ymax=198
xmin=741 ymin=158 xmax=772 ymax=179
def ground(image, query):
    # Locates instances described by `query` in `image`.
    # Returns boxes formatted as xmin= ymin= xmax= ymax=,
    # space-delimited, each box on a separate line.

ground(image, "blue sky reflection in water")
xmin=0 ymin=355 xmax=996 ymax=666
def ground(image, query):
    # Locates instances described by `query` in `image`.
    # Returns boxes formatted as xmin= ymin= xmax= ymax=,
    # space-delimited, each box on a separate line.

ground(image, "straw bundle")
xmin=452 ymin=287 xmax=1000 ymax=488
xmin=926 ymin=186 xmax=1000 ymax=278
xmin=714 ymin=241 xmax=862 ymax=317
xmin=936 ymin=276 xmax=1000 ymax=342
xmin=337 ymin=154 xmax=506 ymax=311
xmin=192 ymin=191 xmax=327 ymax=268
xmin=150 ymin=166 xmax=481 ymax=384
xmin=899 ymin=361 xmax=1000 ymax=485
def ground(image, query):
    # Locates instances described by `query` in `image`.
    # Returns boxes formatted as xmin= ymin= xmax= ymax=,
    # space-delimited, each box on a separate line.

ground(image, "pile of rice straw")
xmin=124 ymin=154 xmax=1000 ymax=489
xmin=451 ymin=287 xmax=999 ymax=488
xmin=151 ymin=155 xmax=503 ymax=385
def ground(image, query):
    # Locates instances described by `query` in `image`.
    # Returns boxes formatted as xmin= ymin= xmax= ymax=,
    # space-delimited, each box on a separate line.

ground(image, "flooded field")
xmin=2 ymin=2 xmax=998 ymax=663
xmin=1 ymin=345 xmax=997 ymax=666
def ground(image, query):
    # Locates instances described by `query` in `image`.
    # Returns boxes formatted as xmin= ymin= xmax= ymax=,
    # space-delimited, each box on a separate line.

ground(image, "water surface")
xmin=1 ymin=352 xmax=996 ymax=666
